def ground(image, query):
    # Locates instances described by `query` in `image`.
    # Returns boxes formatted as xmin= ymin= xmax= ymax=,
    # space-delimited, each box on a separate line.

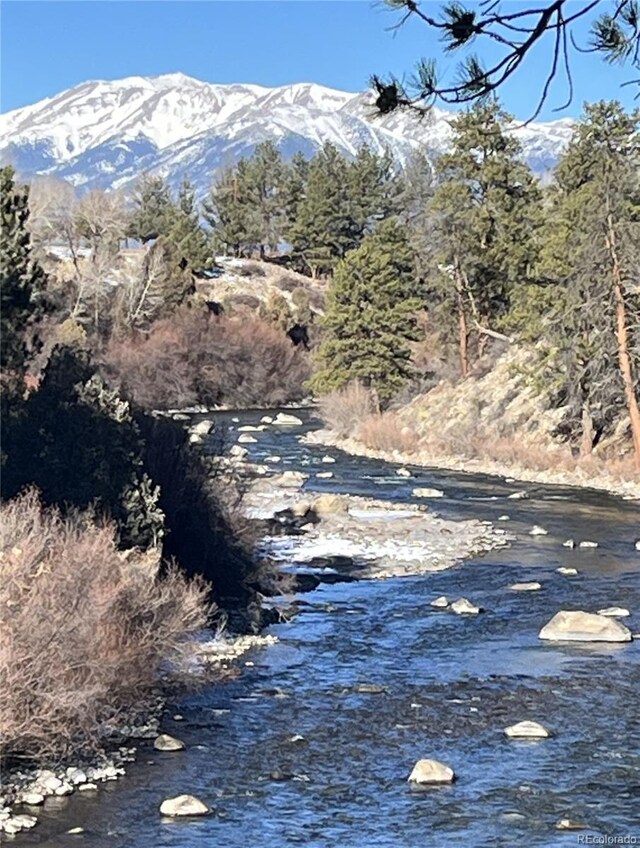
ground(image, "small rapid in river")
xmin=24 ymin=409 xmax=640 ymax=847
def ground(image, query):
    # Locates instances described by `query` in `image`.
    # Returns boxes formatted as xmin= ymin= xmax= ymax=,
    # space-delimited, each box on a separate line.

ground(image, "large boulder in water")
xmin=159 ymin=795 xmax=210 ymax=817
xmin=408 ymin=759 xmax=455 ymax=785
xmin=274 ymin=412 xmax=303 ymax=426
xmin=539 ymin=610 xmax=632 ymax=643
xmin=504 ymin=720 xmax=551 ymax=739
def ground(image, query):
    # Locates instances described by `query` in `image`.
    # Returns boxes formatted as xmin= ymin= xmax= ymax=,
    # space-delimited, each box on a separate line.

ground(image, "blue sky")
xmin=1 ymin=1 xmax=635 ymax=120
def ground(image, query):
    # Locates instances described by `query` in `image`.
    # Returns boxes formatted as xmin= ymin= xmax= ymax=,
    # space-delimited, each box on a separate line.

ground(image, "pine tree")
xmin=310 ymin=220 xmax=421 ymax=406
xmin=0 ymin=166 xmax=46 ymax=377
xmin=282 ymin=151 xmax=309 ymax=232
xmin=287 ymin=143 xmax=353 ymax=277
xmin=347 ymin=145 xmax=399 ymax=241
xmin=246 ymin=141 xmax=287 ymax=257
xmin=537 ymin=101 xmax=640 ymax=465
xmin=204 ymin=161 xmax=258 ymax=257
xmin=128 ymin=174 xmax=176 ymax=242
xmin=429 ymin=100 xmax=542 ymax=376
xmin=168 ymin=178 xmax=212 ymax=269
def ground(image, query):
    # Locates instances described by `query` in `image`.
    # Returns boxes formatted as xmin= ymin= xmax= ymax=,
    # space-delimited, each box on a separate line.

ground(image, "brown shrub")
xmin=103 ymin=306 xmax=310 ymax=410
xmin=318 ymin=383 xmax=374 ymax=438
xmin=358 ymin=412 xmax=418 ymax=454
xmin=0 ymin=491 xmax=210 ymax=759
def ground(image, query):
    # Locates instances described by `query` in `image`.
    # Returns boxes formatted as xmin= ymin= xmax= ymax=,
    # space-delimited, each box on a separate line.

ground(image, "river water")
xmin=23 ymin=410 xmax=640 ymax=847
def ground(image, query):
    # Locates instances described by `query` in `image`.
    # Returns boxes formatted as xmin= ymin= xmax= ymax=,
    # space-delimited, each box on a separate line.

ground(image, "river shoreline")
xmin=303 ymin=428 xmax=640 ymax=501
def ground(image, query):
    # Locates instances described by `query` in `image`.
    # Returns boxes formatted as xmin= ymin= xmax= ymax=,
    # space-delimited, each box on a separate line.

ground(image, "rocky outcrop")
xmin=539 ymin=610 xmax=633 ymax=643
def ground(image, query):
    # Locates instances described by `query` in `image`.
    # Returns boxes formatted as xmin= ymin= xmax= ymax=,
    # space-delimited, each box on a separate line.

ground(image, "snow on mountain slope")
xmin=0 ymin=73 xmax=574 ymax=195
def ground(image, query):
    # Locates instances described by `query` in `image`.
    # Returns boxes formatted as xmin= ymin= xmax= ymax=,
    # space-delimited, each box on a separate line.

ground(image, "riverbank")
xmin=0 ymin=631 xmax=277 ymax=838
xmin=303 ymin=428 xmax=640 ymax=501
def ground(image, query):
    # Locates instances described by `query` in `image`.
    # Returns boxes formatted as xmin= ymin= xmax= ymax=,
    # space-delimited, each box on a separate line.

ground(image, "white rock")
xmin=237 ymin=434 xmax=257 ymax=444
xmin=229 ymin=445 xmax=248 ymax=459
xmin=396 ymin=467 xmax=412 ymax=478
xmin=556 ymin=819 xmax=589 ymax=831
xmin=412 ymin=487 xmax=444 ymax=498
xmin=261 ymin=416 xmax=274 ymax=424
xmin=189 ymin=433 xmax=202 ymax=444
xmin=231 ymin=417 xmax=240 ymax=423
xmin=529 ymin=525 xmax=548 ymax=536
xmin=237 ymin=425 xmax=263 ymax=432
xmin=562 ymin=539 xmax=575 ymax=548
xmin=55 ymin=782 xmax=74 ymax=796
xmin=451 ymin=597 xmax=481 ymax=615
xmin=635 ymin=540 xmax=640 ymax=551
xmin=556 ymin=566 xmax=578 ymax=575
xmin=508 ymin=491 xmax=528 ymax=499
xmin=430 ymin=595 xmax=449 ymax=608
xmin=316 ymin=471 xmax=334 ymax=479
xmin=3 ymin=821 xmax=22 ymax=835
xmin=504 ymin=720 xmax=551 ymax=739
xmin=408 ymin=759 xmax=455 ymax=784
xmin=190 ymin=420 xmax=213 ymax=437
xmin=78 ymin=783 xmax=97 ymax=792
xmin=597 ymin=607 xmax=630 ymax=618
xmin=273 ymin=470 xmax=308 ymax=489
xmin=21 ymin=792 xmax=45 ymax=805
xmin=66 ymin=768 xmax=87 ymax=785
xmin=498 ymin=515 xmax=510 ymax=521
xmin=67 ymin=827 xmax=84 ymax=834
xmin=39 ymin=775 xmax=62 ymax=793
xmin=539 ymin=610 xmax=632 ymax=642
xmin=321 ymin=455 xmax=336 ymax=464
xmin=154 ymin=734 xmax=185 ymax=752
xmin=159 ymin=795 xmax=210 ymax=817
xmin=579 ymin=540 xmax=598 ymax=548
xmin=11 ymin=815 xmax=37 ymax=829
xmin=265 ymin=455 xmax=281 ymax=463
xmin=510 ymin=582 xmax=542 ymax=592
xmin=274 ymin=413 xmax=303 ymax=426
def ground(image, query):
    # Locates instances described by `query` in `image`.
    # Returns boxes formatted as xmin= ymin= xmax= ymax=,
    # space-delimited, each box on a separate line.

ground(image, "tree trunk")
xmin=454 ymin=260 xmax=468 ymax=378
xmin=605 ymin=213 xmax=640 ymax=468
xmin=580 ymin=401 xmax=594 ymax=458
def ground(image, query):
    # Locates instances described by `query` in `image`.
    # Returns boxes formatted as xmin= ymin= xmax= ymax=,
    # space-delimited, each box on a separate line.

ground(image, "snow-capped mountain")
xmin=0 ymin=73 xmax=574 ymax=195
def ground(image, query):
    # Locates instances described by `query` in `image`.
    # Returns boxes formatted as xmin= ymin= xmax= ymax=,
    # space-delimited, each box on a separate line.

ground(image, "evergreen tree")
xmin=246 ymin=141 xmax=287 ymax=257
xmin=128 ymin=174 xmax=176 ymax=242
xmin=347 ymin=145 xmax=399 ymax=241
xmin=282 ymin=151 xmax=309 ymax=232
xmin=287 ymin=143 xmax=353 ymax=277
xmin=168 ymin=178 xmax=212 ymax=269
xmin=0 ymin=166 xmax=46 ymax=378
xmin=429 ymin=100 xmax=542 ymax=376
xmin=537 ymin=101 xmax=640 ymax=465
xmin=310 ymin=220 xmax=421 ymax=405
xmin=204 ymin=161 xmax=258 ymax=257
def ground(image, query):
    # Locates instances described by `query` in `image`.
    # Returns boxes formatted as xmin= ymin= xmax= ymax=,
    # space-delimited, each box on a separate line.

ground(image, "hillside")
xmin=0 ymin=74 xmax=575 ymax=195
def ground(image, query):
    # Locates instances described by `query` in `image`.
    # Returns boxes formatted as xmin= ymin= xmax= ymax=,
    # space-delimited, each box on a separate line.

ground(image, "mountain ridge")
xmin=0 ymin=73 xmax=575 ymax=196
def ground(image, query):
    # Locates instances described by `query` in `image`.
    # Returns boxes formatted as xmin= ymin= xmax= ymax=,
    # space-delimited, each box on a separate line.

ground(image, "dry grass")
xmin=318 ymin=382 xmax=374 ymax=438
xmin=0 ymin=491 xmax=211 ymax=760
xmin=358 ymin=411 xmax=418 ymax=454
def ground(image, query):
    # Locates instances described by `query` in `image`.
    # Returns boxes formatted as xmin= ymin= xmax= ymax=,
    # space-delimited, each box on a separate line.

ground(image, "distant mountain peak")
xmin=0 ymin=73 xmax=574 ymax=196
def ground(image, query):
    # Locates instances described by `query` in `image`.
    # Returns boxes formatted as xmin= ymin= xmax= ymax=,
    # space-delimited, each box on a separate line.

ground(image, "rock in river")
xmin=154 ymin=734 xmax=185 ymax=752
xmin=579 ymin=540 xmax=598 ymax=548
xmin=556 ymin=566 xmax=578 ymax=575
xmin=396 ymin=467 xmax=412 ymax=478
xmin=430 ymin=595 xmax=449 ymax=608
xmin=510 ymin=582 xmax=542 ymax=592
xmin=529 ymin=525 xmax=548 ymax=536
xmin=451 ymin=598 xmax=482 ymax=615
xmin=597 ymin=607 xmax=630 ymax=618
xmin=408 ymin=759 xmax=455 ymax=785
xmin=504 ymin=720 xmax=551 ymax=739
xmin=274 ymin=412 xmax=303 ymax=426
xmin=412 ymin=487 xmax=444 ymax=498
xmin=539 ymin=610 xmax=632 ymax=643
xmin=159 ymin=795 xmax=210 ymax=817
xmin=238 ymin=434 xmax=257 ymax=444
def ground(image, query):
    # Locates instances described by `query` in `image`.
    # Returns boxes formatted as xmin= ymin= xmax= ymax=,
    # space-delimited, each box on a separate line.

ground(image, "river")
xmin=22 ymin=409 xmax=640 ymax=847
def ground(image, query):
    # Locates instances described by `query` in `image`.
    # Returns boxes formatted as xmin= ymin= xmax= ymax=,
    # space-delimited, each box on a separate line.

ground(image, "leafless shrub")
xmin=318 ymin=382 xmax=374 ymax=438
xmin=0 ymin=491 xmax=210 ymax=760
xmin=103 ymin=306 xmax=310 ymax=410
